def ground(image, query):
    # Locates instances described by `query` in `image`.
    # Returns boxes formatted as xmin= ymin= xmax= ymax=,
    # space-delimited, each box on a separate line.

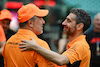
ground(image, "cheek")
xmin=67 ymin=25 xmax=72 ymax=30
xmin=35 ymin=25 xmax=41 ymax=31
xmin=68 ymin=25 xmax=75 ymax=32
xmin=69 ymin=23 xmax=76 ymax=28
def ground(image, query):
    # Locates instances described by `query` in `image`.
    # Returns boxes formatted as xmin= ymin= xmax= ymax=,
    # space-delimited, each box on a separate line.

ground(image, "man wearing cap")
xmin=1 ymin=4 xmax=55 ymax=67
xmin=0 ymin=9 xmax=16 ymax=40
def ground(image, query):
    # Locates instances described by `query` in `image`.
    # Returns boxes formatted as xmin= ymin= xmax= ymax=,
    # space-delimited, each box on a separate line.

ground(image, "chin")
xmin=41 ymin=31 xmax=43 ymax=34
xmin=37 ymin=31 xmax=43 ymax=35
xmin=63 ymin=31 xmax=67 ymax=34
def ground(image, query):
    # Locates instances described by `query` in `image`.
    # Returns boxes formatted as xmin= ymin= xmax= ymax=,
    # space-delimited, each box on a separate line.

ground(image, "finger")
xmin=19 ymin=43 xmax=26 ymax=45
xmin=19 ymin=45 xmax=26 ymax=48
xmin=21 ymin=40 xmax=28 ymax=43
xmin=21 ymin=48 xmax=27 ymax=52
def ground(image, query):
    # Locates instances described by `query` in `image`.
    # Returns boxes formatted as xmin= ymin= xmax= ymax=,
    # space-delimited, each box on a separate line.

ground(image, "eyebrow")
xmin=67 ymin=16 xmax=76 ymax=21
xmin=66 ymin=17 xmax=71 ymax=21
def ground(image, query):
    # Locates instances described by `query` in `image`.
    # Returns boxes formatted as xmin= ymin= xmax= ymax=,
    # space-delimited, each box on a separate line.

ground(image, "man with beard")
xmin=84 ymin=13 xmax=100 ymax=67
xmin=19 ymin=8 xmax=91 ymax=67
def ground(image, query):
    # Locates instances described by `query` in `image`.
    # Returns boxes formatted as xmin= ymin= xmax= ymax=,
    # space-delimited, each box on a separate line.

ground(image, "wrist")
xmin=32 ymin=43 xmax=40 ymax=50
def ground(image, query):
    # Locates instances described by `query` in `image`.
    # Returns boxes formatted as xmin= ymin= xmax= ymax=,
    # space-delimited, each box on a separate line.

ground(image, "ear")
xmin=27 ymin=20 xmax=34 ymax=27
xmin=76 ymin=23 xmax=84 ymax=31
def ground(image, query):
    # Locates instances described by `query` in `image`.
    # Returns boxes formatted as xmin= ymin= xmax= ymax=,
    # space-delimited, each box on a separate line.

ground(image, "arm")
xmin=19 ymin=38 xmax=69 ymax=65
xmin=0 ymin=41 xmax=6 ymax=55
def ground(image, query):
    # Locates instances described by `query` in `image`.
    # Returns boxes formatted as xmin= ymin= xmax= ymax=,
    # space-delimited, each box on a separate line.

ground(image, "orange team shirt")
xmin=62 ymin=35 xmax=91 ymax=67
xmin=2 ymin=29 xmax=55 ymax=67
xmin=0 ymin=25 xmax=6 ymax=42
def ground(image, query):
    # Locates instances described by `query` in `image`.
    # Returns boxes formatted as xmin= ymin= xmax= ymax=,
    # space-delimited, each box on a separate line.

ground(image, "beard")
xmin=63 ymin=26 xmax=76 ymax=36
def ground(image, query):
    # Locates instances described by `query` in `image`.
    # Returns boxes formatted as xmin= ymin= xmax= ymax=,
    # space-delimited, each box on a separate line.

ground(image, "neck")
xmin=68 ymin=31 xmax=83 ymax=42
xmin=20 ymin=26 xmax=33 ymax=32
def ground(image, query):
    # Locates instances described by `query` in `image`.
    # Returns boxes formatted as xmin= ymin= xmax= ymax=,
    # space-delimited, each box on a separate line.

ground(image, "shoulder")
xmin=36 ymin=38 xmax=50 ymax=50
xmin=37 ymin=38 xmax=48 ymax=45
xmin=72 ymin=41 xmax=83 ymax=50
xmin=72 ymin=41 xmax=88 ymax=50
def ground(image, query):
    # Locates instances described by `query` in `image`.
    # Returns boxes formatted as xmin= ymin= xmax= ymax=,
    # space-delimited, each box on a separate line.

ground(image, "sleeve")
xmin=0 ymin=25 xmax=6 ymax=42
xmin=62 ymin=43 xmax=83 ymax=64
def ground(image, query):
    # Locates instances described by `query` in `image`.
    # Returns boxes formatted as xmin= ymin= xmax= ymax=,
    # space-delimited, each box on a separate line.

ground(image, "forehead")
xmin=94 ymin=14 xmax=100 ymax=20
xmin=67 ymin=13 xmax=76 ymax=20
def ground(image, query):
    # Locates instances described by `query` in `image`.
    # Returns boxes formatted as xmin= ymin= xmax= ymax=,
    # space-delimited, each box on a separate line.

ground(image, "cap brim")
xmin=35 ymin=10 xmax=49 ymax=17
xmin=0 ymin=17 xmax=12 ymax=21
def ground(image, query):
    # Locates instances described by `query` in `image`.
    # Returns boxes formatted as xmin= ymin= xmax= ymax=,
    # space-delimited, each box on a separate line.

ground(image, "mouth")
xmin=63 ymin=26 xmax=68 ymax=32
xmin=64 ymin=26 xmax=68 ymax=29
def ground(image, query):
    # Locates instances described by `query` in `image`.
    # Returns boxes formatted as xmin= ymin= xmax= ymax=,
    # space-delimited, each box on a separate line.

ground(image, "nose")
xmin=62 ymin=19 xmax=66 ymax=26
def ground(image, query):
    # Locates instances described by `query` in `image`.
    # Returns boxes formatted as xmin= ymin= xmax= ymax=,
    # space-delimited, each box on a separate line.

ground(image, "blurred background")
xmin=0 ymin=0 xmax=100 ymax=52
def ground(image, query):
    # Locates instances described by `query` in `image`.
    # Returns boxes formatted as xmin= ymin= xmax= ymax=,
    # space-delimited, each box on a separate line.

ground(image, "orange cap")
xmin=0 ymin=9 xmax=12 ymax=21
xmin=18 ymin=4 xmax=49 ymax=23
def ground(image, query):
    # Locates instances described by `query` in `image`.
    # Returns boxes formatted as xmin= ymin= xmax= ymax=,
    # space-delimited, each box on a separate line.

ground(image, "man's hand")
xmin=19 ymin=37 xmax=38 ymax=51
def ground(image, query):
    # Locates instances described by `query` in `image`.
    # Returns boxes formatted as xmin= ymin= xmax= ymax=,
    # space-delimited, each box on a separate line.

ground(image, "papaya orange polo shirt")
xmin=0 ymin=25 xmax=6 ymax=42
xmin=62 ymin=35 xmax=91 ymax=67
xmin=2 ymin=29 xmax=55 ymax=67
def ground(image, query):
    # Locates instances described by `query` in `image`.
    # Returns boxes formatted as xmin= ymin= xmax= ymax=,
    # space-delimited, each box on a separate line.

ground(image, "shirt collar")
xmin=67 ymin=35 xmax=86 ymax=49
xmin=17 ymin=29 xmax=38 ymax=38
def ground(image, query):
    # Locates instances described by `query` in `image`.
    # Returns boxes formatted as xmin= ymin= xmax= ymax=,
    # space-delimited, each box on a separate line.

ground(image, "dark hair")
xmin=19 ymin=16 xmax=36 ymax=28
xmin=70 ymin=8 xmax=91 ymax=32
